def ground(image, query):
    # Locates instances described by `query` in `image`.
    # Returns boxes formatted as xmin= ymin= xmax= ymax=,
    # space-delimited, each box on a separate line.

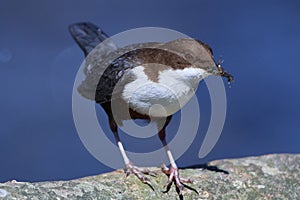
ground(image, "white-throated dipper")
xmin=69 ymin=22 xmax=233 ymax=196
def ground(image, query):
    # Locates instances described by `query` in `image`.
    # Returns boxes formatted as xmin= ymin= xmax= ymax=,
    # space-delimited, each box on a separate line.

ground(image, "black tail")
xmin=68 ymin=22 xmax=110 ymax=56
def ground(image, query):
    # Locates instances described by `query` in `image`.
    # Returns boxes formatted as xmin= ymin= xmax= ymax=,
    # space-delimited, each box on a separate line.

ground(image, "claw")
xmin=162 ymin=180 xmax=173 ymax=193
xmin=181 ymin=182 xmax=199 ymax=195
xmin=161 ymin=163 xmax=198 ymax=195
xmin=124 ymin=162 xmax=155 ymax=191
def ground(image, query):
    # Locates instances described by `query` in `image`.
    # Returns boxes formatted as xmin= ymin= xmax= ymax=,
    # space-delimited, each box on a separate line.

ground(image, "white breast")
xmin=122 ymin=66 xmax=209 ymax=117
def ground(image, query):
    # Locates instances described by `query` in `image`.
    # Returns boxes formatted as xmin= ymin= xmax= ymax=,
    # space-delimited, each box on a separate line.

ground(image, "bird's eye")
xmin=184 ymin=53 xmax=193 ymax=61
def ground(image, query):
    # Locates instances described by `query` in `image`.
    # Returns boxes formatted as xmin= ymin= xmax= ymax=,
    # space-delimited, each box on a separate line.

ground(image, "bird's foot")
xmin=124 ymin=162 xmax=156 ymax=190
xmin=161 ymin=164 xmax=198 ymax=196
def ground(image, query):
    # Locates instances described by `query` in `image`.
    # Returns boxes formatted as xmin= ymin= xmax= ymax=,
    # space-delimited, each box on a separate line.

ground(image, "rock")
xmin=0 ymin=154 xmax=299 ymax=199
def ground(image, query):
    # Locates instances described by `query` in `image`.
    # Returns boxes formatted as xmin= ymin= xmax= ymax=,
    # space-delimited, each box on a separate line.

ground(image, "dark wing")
xmin=95 ymin=48 xmax=191 ymax=104
xmin=68 ymin=22 xmax=110 ymax=56
xmin=69 ymin=22 xmax=118 ymax=100
xmin=95 ymin=55 xmax=139 ymax=103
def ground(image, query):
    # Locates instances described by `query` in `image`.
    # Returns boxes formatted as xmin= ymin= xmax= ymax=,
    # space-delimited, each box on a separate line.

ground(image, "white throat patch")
xmin=122 ymin=66 xmax=210 ymax=117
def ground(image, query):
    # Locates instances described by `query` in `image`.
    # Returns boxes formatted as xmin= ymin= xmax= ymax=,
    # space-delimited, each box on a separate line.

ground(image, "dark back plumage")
xmin=69 ymin=22 xmax=227 ymax=103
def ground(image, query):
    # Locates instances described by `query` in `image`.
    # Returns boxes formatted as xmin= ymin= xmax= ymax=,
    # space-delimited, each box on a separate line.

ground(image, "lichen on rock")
xmin=0 ymin=154 xmax=299 ymax=199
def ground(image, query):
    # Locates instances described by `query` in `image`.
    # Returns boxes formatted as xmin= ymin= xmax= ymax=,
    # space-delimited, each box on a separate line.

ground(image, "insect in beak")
xmin=217 ymin=61 xmax=234 ymax=85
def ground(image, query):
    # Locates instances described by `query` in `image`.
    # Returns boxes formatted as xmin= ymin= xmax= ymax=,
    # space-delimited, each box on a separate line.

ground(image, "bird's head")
xmin=161 ymin=38 xmax=234 ymax=84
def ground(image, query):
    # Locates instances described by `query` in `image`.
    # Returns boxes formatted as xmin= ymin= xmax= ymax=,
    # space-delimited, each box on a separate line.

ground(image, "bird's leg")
xmin=157 ymin=116 xmax=196 ymax=195
xmin=109 ymin=117 xmax=156 ymax=189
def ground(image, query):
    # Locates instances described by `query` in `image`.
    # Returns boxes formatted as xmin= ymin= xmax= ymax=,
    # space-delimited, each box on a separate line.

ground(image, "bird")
xmin=69 ymin=22 xmax=233 ymax=196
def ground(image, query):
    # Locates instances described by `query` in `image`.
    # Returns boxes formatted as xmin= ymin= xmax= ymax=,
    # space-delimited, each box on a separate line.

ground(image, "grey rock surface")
xmin=0 ymin=154 xmax=299 ymax=200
